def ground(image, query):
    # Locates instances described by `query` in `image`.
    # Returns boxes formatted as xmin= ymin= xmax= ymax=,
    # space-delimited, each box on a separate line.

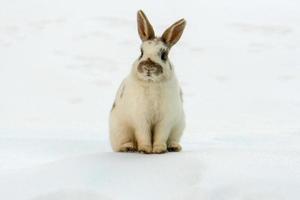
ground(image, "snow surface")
xmin=1 ymin=0 xmax=300 ymax=199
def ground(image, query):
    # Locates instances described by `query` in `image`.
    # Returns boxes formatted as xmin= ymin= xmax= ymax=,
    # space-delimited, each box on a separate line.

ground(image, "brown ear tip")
xmin=180 ymin=18 xmax=187 ymax=25
xmin=137 ymin=10 xmax=144 ymax=15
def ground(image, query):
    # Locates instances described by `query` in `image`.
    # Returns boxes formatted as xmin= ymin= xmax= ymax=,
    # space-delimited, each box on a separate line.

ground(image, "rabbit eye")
xmin=139 ymin=48 xmax=143 ymax=59
xmin=161 ymin=51 xmax=168 ymax=61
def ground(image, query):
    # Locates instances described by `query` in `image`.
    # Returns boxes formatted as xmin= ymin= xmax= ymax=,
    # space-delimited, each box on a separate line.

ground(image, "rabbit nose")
xmin=144 ymin=65 xmax=156 ymax=71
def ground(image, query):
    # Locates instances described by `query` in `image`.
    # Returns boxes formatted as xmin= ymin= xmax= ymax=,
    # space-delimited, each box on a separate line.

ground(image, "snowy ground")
xmin=1 ymin=0 xmax=300 ymax=199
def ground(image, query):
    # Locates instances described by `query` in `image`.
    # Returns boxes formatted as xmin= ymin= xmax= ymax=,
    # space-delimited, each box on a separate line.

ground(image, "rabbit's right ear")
xmin=137 ymin=10 xmax=155 ymax=41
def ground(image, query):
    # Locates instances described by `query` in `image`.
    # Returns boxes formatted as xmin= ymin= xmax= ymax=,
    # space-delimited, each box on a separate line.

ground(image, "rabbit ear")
xmin=161 ymin=19 xmax=186 ymax=47
xmin=137 ymin=10 xmax=155 ymax=41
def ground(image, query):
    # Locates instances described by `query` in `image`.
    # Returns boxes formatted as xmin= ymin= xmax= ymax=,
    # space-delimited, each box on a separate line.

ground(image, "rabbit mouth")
xmin=145 ymin=73 xmax=154 ymax=79
xmin=137 ymin=71 xmax=163 ymax=82
xmin=142 ymin=72 xmax=158 ymax=82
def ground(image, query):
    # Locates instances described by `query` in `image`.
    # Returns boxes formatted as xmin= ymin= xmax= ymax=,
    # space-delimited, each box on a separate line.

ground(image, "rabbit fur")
xmin=109 ymin=10 xmax=186 ymax=154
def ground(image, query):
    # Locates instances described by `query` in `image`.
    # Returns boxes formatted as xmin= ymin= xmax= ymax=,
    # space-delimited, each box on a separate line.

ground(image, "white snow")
xmin=0 ymin=0 xmax=300 ymax=199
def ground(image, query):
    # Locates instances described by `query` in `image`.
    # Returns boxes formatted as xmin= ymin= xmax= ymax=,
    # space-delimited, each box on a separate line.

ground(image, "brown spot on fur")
xmin=156 ymin=37 xmax=170 ymax=49
xmin=137 ymin=58 xmax=163 ymax=75
xmin=111 ymin=102 xmax=116 ymax=112
xmin=180 ymin=89 xmax=183 ymax=102
xmin=120 ymin=85 xmax=125 ymax=98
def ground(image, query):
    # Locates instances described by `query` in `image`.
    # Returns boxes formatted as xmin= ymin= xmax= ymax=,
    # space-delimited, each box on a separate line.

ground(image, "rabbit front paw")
xmin=152 ymin=144 xmax=167 ymax=154
xmin=119 ymin=142 xmax=137 ymax=152
xmin=138 ymin=145 xmax=152 ymax=154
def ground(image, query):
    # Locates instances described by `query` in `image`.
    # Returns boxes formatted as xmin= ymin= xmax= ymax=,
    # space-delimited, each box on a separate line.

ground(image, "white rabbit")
xmin=109 ymin=10 xmax=186 ymax=154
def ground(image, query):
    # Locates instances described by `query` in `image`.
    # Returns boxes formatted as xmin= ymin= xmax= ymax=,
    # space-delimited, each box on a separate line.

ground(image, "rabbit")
xmin=109 ymin=10 xmax=186 ymax=154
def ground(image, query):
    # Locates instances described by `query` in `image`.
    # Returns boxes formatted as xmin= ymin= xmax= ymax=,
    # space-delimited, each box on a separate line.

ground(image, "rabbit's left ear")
xmin=137 ymin=10 xmax=155 ymax=41
xmin=162 ymin=19 xmax=186 ymax=47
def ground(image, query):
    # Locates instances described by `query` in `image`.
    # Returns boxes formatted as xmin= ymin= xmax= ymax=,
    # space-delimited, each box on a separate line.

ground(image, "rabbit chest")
xmin=124 ymin=79 xmax=180 ymax=124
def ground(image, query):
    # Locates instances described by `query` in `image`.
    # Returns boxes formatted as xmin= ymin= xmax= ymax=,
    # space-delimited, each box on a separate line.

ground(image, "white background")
xmin=0 ymin=0 xmax=300 ymax=199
